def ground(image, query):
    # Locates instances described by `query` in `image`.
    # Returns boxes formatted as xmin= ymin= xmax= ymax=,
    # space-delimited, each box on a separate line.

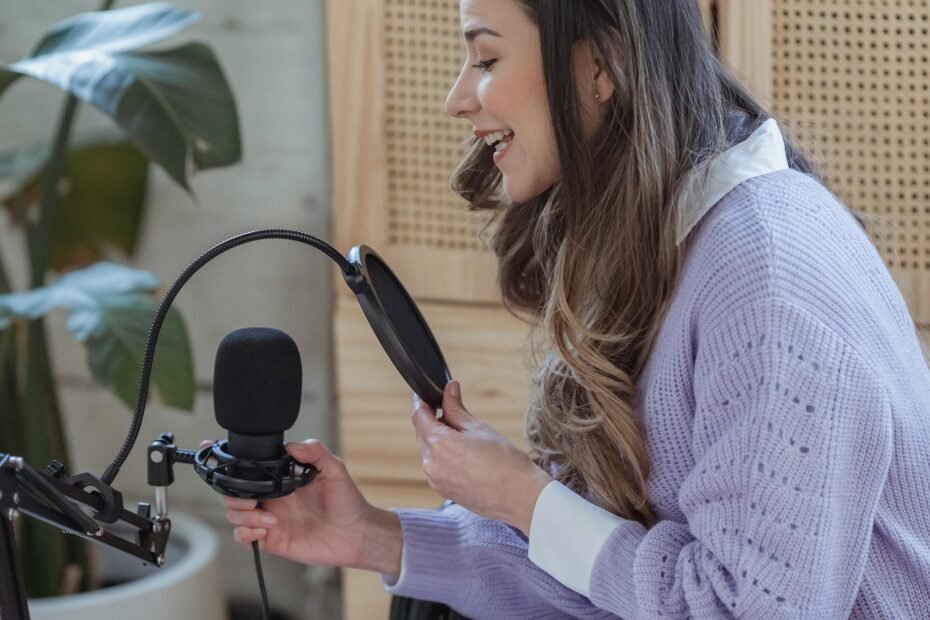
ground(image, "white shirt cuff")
xmin=527 ymin=481 xmax=624 ymax=597
xmin=382 ymin=524 xmax=406 ymax=589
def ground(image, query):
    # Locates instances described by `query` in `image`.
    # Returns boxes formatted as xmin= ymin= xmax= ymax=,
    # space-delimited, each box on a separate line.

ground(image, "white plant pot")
xmin=28 ymin=511 xmax=225 ymax=620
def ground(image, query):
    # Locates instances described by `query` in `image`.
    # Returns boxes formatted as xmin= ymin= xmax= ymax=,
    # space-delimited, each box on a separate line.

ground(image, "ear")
xmin=592 ymin=56 xmax=616 ymax=103
xmin=574 ymin=40 xmax=616 ymax=104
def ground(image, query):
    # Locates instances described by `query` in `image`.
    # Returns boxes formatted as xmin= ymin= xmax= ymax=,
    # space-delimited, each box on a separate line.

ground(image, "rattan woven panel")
xmin=771 ymin=1 xmax=930 ymax=277
xmin=384 ymin=0 xmax=483 ymax=251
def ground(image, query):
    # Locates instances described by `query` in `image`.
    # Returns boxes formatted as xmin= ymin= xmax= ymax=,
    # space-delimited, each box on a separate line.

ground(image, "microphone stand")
xmin=0 ymin=428 xmax=296 ymax=620
xmin=0 ymin=453 xmax=171 ymax=620
xmin=0 ymin=230 xmax=352 ymax=620
xmin=0 ymin=228 xmax=423 ymax=619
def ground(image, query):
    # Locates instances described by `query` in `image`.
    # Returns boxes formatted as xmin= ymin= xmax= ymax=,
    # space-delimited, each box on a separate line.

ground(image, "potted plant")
xmin=0 ymin=0 xmax=241 ymax=609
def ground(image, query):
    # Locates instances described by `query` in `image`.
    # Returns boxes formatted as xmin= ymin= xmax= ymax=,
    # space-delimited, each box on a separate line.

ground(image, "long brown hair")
xmin=452 ymin=0 xmax=822 ymax=525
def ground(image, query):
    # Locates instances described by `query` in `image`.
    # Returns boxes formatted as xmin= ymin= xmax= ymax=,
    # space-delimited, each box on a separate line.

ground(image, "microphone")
xmin=193 ymin=327 xmax=316 ymax=499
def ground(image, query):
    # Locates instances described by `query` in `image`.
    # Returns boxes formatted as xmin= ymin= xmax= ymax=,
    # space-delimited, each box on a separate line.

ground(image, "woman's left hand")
xmin=411 ymin=380 xmax=553 ymax=536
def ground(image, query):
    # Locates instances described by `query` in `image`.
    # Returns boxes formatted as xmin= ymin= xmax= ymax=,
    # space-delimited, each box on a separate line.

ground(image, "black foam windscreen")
xmin=213 ymin=327 xmax=302 ymax=435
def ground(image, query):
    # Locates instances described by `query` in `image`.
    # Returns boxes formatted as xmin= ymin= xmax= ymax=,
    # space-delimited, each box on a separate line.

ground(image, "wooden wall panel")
xmin=327 ymin=0 xmax=533 ymax=615
xmin=718 ymin=0 xmax=930 ymax=328
xmin=327 ymin=0 xmax=502 ymax=303
xmin=716 ymin=0 xmax=775 ymax=105
xmin=326 ymin=0 xmax=389 ymax=255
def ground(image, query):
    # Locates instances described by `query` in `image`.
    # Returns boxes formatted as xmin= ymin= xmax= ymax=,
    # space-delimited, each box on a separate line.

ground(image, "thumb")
xmin=440 ymin=380 xmax=476 ymax=430
xmin=285 ymin=439 xmax=340 ymax=472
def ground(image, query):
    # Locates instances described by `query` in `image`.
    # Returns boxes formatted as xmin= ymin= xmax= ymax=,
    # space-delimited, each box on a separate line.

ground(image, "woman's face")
xmin=445 ymin=0 xmax=559 ymax=203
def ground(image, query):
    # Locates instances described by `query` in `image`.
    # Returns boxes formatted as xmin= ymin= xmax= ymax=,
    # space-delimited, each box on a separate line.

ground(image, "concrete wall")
xmin=0 ymin=1 xmax=340 ymax=617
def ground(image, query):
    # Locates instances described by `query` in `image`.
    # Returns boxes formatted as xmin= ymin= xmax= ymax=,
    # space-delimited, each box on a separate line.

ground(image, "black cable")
xmin=253 ymin=500 xmax=271 ymax=620
xmin=252 ymin=540 xmax=270 ymax=620
xmin=100 ymin=229 xmax=359 ymax=486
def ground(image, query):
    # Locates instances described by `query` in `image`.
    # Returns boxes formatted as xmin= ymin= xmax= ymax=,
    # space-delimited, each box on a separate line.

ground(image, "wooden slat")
xmin=326 ymin=0 xmax=390 ymax=267
xmin=383 ymin=245 xmax=501 ymax=303
xmin=334 ymin=295 xmax=533 ymax=484
xmin=715 ymin=0 xmax=774 ymax=106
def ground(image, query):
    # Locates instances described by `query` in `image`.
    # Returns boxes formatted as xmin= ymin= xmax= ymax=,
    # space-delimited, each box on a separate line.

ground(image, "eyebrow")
xmin=463 ymin=26 xmax=502 ymax=42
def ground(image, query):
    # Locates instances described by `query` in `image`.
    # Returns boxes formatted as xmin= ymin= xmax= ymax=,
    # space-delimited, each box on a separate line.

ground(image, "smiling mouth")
xmin=493 ymin=135 xmax=514 ymax=153
xmin=483 ymin=129 xmax=514 ymax=151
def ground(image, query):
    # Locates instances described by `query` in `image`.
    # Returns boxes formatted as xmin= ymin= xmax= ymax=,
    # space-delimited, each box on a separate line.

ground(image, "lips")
xmin=481 ymin=129 xmax=513 ymax=148
xmin=492 ymin=133 xmax=514 ymax=163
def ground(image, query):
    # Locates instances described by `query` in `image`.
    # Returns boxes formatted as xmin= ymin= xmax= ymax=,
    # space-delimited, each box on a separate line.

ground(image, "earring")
xmin=595 ymin=89 xmax=601 ymax=102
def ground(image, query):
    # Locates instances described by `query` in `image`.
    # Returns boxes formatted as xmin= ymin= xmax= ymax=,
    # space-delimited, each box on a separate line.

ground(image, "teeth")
xmin=483 ymin=129 xmax=513 ymax=146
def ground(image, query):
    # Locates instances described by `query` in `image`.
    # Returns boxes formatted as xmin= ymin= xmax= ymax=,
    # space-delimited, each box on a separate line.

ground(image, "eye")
xmin=470 ymin=59 xmax=497 ymax=72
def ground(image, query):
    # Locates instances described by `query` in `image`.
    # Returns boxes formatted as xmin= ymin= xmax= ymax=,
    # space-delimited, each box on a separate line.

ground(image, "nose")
xmin=444 ymin=64 xmax=480 ymax=119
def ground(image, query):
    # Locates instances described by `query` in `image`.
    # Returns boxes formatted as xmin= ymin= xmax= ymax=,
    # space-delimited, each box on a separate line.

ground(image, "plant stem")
xmin=29 ymin=98 xmax=78 ymax=286
xmin=28 ymin=0 xmax=116 ymax=286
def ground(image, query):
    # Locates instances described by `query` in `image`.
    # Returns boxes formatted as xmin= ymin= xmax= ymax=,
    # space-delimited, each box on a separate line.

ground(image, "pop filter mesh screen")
xmin=366 ymin=254 xmax=448 ymax=386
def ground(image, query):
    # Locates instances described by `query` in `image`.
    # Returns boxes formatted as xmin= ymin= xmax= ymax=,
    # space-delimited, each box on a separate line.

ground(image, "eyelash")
xmin=471 ymin=59 xmax=497 ymax=72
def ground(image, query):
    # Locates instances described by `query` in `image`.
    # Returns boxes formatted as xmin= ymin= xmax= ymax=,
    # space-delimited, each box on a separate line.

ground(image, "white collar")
xmin=676 ymin=118 xmax=789 ymax=244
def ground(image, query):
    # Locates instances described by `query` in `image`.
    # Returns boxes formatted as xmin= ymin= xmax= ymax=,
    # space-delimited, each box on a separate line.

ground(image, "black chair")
xmin=389 ymin=596 xmax=469 ymax=620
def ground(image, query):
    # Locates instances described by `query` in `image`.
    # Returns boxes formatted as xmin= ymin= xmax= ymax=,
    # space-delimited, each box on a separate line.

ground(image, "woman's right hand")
xmin=217 ymin=439 xmax=403 ymax=577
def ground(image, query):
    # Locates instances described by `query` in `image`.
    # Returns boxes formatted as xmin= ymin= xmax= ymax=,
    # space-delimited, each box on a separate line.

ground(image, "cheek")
xmin=517 ymin=74 xmax=560 ymax=176
xmin=481 ymin=69 xmax=562 ymax=198
xmin=519 ymin=104 xmax=561 ymax=189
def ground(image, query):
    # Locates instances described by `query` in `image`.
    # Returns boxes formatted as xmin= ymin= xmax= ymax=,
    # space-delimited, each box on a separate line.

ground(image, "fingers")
xmin=226 ymin=506 xmax=278 ymax=529
xmin=199 ymin=439 xmax=213 ymax=450
xmin=438 ymin=380 xmax=476 ymax=431
xmin=285 ymin=439 xmax=346 ymax=477
xmin=223 ymin=496 xmax=257 ymax=510
xmin=411 ymin=393 xmax=446 ymax=438
xmin=225 ymin=502 xmax=276 ymax=547
xmin=233 ymin=526 xmax=267 ymax=545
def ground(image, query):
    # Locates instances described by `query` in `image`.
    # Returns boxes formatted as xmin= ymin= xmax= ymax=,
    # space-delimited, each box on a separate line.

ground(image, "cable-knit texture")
xmin=385 ymin=169 xmax=930 ymax=618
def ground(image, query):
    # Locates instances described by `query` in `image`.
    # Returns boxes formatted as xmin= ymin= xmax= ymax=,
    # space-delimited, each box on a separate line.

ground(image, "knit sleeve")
xmin=384 ymin=503 xmax=619 ymax=619
xmin=589 ymin=296 xmax=894 ymax=618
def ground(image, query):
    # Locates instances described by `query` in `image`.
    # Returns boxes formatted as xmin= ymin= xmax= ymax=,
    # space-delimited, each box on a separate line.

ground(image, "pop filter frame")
xmin=344 ymin=245 xmax=451 ymax=410
xmin=100 ymin=229 xmax=452 ymax=487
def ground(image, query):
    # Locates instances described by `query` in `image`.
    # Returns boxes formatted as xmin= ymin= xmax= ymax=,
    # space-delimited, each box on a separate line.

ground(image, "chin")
xmin=502 ymin=178 xmax=550 ymax=204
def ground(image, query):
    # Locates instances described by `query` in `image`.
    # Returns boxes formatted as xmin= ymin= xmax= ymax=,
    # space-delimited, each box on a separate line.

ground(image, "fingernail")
xmin=450 ymin=381 xmax=460 ymax=398
xmin=255 ymin=528 xmax=267 ymax=536
xmin=412 ymin=393 xmax=421 ymax=408
xmin=261 ymin=514 xmax=277 ymax=525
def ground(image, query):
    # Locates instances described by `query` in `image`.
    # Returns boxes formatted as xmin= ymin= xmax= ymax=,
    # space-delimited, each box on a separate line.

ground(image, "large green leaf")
xmin=51 ymin=141 xmax=149 ymax=270
xmin=0 ymin=3 xmax=241 ymax=191
xmin=0 ymin=262 xmax=195 ymax=411
xmin=0 ymin=128 xmax=126 ymax=188
xmin=1 ymin=139 xmax=149 ymax=272
xmin=25 ymin=3 xmax=197 ymax=58
xmin=87 ymin=294 xmax=194 ymax=411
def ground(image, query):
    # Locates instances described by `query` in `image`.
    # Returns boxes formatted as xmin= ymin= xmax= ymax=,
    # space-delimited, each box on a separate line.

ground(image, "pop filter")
xmin=342 ymin=245 xmax=451 ymax=409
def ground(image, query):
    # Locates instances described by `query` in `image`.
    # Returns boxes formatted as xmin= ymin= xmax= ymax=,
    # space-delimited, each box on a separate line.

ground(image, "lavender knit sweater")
xmin=384 ymin=169 xmax=930 ymax=618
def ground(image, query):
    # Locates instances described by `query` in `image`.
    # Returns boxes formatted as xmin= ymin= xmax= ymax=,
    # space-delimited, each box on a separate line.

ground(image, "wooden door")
xmin=715 ymin=0 xmax=930 ymax=331
xmin=326 ymin=1 xmax=536 ymax=617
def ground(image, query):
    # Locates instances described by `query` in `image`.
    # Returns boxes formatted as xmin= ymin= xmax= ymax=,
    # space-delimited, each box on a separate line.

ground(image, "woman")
xmin=223 ymin=1 xmax=930 ymax=617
